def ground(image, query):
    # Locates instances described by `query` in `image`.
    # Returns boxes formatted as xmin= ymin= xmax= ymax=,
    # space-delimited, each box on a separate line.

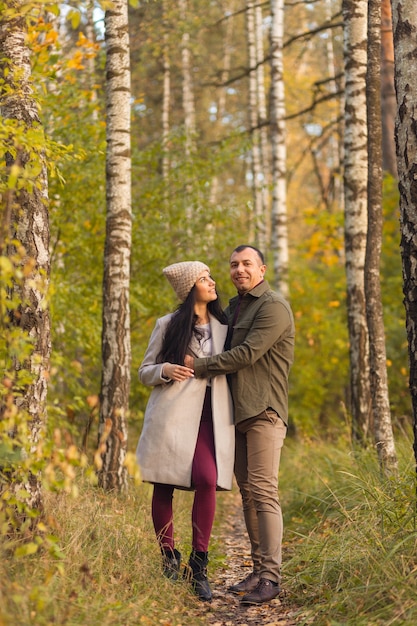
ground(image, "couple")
xmin=136 ymin=245 xmax=295 ymax=606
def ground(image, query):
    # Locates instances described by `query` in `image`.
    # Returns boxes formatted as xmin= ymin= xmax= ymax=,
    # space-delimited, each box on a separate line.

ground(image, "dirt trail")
xmin=196 ymin=493 xmax=301 ymax=626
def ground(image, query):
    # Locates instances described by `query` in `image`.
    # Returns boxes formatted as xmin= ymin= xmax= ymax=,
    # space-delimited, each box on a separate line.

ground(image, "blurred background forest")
xmin=35 ymin=0 xmax=408 ymax=448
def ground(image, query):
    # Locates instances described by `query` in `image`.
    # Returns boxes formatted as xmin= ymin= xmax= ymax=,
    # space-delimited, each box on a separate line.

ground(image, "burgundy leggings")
xmin=152 ymin=388 xmax=217 ymax=553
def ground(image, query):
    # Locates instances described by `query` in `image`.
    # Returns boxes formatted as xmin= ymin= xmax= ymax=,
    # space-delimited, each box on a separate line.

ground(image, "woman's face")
xmin=194 ymin=270 xmax=217 ymax=304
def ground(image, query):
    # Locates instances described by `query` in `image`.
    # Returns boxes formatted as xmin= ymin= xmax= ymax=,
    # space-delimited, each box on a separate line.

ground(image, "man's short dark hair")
xmin=232 ymin=245 xmax=265 ymax=265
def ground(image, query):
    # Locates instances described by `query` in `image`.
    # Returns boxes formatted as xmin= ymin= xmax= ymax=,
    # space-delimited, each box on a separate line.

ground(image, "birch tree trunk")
xmin=246 ymin=0 xmax=264 ymax=248
xmin=269 ymin=0 xmax=289 ymax=297
xmin=255 ymin=4 xmax=271 ymax=210
xmin=255 ymin=2 xmax=270 ymax=240
xmin=162 ymin=1 xmax=171 ymax=191
xmin=366 ymin=0 xmax=397 ymax=473
xmin=86 ymin=0 xmax=98 ymax=121
xmin=325 ymin=0 xmax=343 ymax=209
xmin=381 ymin=0 xmax=397 ymax=177
xmin=209 ymin=4 xmax=234 ymax=207
xmin=391 ymin=0 xmax=417 ymax=471
xmin=342 ymin=0 xmax=371 ymax=444
xmin=179 ymin=0 xmax=196 ymax=229
xmin=98 ymin=0 xmax=132 ymax=491
xmin=0 ymin=1 xmax=51 ymax=510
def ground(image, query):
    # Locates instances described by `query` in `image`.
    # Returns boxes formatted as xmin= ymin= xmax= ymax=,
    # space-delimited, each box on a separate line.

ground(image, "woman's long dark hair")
xmin=157 ymin=286 xmax=227 ymax=365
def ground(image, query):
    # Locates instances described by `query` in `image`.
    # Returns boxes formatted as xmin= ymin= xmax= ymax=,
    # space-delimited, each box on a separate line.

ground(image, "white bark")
xmin=246 ymin=0 xmax=264 ymax=248
xmin=269 ymin=0 xmax=289 ymax=297
xmin=179 ymin=0 xmax=196 ymax=153
xmin=342 ymin=0 xmax=371 ymax=442
xmin=209 ymin=5 xmax=234 ymax=207
xmin=162 ymin=1 xmax=170 ymax=187
xmin=86 ymin=0 xmax=98 ymax=121
xmin=255 ymin=2 xmax=270 ymax=246
xmin=366 ymin=0 xmax=397 ymax=473
xmin=99 ymin=0 xmax=132 ymax=491
xmin=179 ymin=0 xmax=195 ymax=230
xmin=325 ymin=0 xmax=343 ymax=209
xmin=217 ymin=5 xmax=233 ymax=122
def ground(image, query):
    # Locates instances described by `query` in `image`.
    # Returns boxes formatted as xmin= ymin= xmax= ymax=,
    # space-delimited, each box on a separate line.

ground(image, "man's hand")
xmin=162 ymin=363 xmax=194 ymax=382
xmin=184 ymin=355 xmax=195 ymax=370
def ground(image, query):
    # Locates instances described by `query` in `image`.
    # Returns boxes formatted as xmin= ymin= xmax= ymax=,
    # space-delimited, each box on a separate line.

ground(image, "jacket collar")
xmin=230 ymin=279 xmax=270 ymax=305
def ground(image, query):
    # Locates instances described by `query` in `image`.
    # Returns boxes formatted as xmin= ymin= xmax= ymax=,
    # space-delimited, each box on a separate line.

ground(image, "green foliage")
xmin=287 ymin=178 xmax=409 ymax=436
xmin=0 ymin=250 xmax=37 ymax=490
xmin=0 ymin=1 xmax=60 ymax=21
xmin=0 ymin=241 xmax=97 ymax=560
xmin=288 ymin=207 xmax=350 ymax=434
xmin=0 ymin=5 xmax=103 ymax=559
xmin=23 ymin=12 xmax=108 ymax=449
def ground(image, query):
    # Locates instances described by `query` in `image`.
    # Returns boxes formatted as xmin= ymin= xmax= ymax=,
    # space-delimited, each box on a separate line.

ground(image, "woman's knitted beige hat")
xmin=163 ymin=261 xmax=210 ymax=302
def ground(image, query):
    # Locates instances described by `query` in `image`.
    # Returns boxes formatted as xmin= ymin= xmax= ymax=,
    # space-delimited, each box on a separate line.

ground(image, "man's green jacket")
xmin=193 ymin=280 xmax=295 ymax=425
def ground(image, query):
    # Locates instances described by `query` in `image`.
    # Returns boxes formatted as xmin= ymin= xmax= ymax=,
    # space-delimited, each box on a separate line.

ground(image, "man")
xmin=185 ymin=245 xmax=295 ymax=605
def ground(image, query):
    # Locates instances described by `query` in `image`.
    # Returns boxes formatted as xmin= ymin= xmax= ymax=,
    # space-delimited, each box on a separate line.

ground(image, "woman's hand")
xmin=162 ymin=363 xmax=194 ymax=382
xmin=184 ymin=355 xmax=195 ymax=369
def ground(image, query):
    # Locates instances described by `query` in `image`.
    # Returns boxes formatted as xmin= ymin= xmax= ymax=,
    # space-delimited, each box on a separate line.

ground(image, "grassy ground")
xmin=1 ymin=483 xmax=211 ymax=625
xmin=1 ymin=434 xmax=417 ymax=625
xmin=281 ymin=434 xmax=417 ymax=625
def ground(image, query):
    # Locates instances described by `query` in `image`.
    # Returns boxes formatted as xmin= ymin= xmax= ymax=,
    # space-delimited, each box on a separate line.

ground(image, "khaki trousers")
xmin=234 ymin=409 xmax=287 ymax=584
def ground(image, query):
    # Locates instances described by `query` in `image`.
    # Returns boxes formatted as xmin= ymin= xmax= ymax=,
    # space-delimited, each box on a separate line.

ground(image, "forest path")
xmin=195 ymin=491 xmax=303 ymax=626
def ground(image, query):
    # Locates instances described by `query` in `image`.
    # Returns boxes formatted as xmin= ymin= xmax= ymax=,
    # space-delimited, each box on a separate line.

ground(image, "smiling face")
xmin=194 ymin=270 xmax=217 ymax=304
xmin=230 ymin=247 xmax=266 ymax=294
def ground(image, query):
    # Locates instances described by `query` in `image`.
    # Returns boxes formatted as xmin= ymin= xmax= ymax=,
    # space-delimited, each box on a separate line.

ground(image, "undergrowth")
xmin=281 ymin=435 xmax=417 ymax=625
xmin=2 ymin=435 xmax=417 ymax=625
xmin=0 ymin=481 xmax=225 ymax=626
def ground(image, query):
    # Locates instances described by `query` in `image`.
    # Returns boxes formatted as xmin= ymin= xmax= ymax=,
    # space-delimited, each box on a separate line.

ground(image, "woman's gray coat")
xmin=136 ymin=313 xmax=235 ymax=490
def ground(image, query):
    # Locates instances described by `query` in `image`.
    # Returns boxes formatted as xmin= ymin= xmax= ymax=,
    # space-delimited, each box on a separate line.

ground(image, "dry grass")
xmin=280 ymin=436 xmax=417 ymax=625
xmin=0 ymin=480 xmax=216 ymax=626
xmin=3 ymin=436 xmax=417 ymax=625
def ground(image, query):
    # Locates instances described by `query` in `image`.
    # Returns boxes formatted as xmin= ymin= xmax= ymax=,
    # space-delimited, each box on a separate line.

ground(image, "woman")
xmin=136 ymin=261 xmax=234 ymax=602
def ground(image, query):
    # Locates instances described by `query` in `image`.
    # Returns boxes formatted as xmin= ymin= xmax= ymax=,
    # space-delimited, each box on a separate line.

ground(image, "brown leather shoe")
xmin=228 ymin=571 xmax=260 ymax=594
xmin=240 ymin=577 xmax=280 ymax=605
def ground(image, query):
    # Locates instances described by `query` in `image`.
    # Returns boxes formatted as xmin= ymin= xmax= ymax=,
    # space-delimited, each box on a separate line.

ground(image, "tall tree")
xmin=208 ymin=2 xmax=234 ymax=208
xmin=342 ymin=0 xmax=371 ymax=444
xmin=179 ymin=0 xmax=196 ymax=229
xmin=255 ymin=0 xmax=270 ymax=245
xmin=381 ymin=0 xmax=397 ymax=177
xmin=365 ymin=0 xmax=397 ymax=473
xmin=179 ymin=0 xmax=196 ymax=152
xmin=269 ymin=0 xmax=289 ymax=297
xmin=161 ymin=0 xmax=171 ymax=190
xmin=246 ymin=0 xmax=264 ymax=247
xmin=85 ymin=0 xmax=98 ymax=122
xmin=98 ymin=0 xmax=132 ymax=491
xmin=391 ymin=0 xmax=417 ymax=470
xmin=324 ymin=0 xmax=343 ymax=210
xmin=0 ymin=1 xmax=51 ymax=510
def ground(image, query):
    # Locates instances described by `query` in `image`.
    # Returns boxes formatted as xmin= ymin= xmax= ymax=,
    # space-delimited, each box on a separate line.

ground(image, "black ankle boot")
xmin=185 ymin=549 xmax=212 ymax=602
xmin=162 ymin=548 xmax=181 ymax=580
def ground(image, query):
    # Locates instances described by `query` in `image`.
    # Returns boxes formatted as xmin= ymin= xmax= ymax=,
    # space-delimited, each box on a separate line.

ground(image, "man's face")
xmin=229 ymin=248 xmax=266 ymax=294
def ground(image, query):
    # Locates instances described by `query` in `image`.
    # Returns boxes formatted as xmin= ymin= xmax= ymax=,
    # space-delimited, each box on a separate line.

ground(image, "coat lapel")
xmin=210 ymin=315 xmax=228 ymax=355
